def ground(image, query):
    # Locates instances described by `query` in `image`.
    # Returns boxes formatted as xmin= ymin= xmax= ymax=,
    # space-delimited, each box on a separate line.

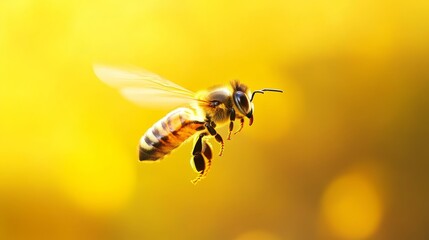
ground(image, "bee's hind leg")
xmin=205 ymin=121 xmax=224 ymax=156
xmin=191 ymin=133 xmax=213 ymax=184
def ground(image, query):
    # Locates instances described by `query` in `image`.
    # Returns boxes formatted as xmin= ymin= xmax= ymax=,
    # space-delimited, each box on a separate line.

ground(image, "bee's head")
xmin=231 ymin=80 xmax=254 ymax=125
xmin=231 ymin=80 xmax=283 ymax=126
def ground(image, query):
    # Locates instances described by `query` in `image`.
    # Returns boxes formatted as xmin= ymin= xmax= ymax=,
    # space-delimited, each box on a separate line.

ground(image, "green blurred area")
xmin=1 ymin=0 xmax=428 ymax=239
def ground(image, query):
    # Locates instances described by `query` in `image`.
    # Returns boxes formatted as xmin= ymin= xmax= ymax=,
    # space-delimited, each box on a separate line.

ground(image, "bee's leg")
xmin=234 ymin=118 xmax=245 ymax=135
xmin=205 ymin=122 xmax=224 ymax=156
xmin=191 ymin=133 xmax=212 ymax=184
xmin=227 ymin=108 xmax=236 ymax=140
xmin=201 ymin=138 xmax=213 ymax=162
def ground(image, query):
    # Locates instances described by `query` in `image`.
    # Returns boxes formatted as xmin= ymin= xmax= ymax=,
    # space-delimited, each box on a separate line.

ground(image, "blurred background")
xmin=1 ymin=0 xmax=428 ymax=239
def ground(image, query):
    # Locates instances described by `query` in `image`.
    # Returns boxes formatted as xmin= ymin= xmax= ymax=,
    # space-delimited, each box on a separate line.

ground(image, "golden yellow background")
xmin=1 ymin=0 xmax=428 ymax=239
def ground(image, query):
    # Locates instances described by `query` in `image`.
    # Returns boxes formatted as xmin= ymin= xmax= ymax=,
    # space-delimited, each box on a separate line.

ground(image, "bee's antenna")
xmin=250 ymin=88 xmax=283 ymax=102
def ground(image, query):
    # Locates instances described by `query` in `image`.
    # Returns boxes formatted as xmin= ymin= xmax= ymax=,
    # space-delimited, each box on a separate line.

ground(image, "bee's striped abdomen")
xmin=139 ymin=108 xmax=205 ymax=161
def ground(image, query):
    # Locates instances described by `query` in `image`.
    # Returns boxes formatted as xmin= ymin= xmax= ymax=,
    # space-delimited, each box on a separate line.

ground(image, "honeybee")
xmin=94 ymin=65 xmax=283 ymax=184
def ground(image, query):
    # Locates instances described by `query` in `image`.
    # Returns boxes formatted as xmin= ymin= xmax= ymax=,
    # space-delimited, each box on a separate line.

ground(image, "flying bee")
xmin=94 ymin=65 xmax=283 ymax=184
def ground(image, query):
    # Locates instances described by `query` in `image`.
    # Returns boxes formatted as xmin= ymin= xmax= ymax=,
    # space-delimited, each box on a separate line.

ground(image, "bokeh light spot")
xmin=321 ymin=171 xmax=383 ymax=239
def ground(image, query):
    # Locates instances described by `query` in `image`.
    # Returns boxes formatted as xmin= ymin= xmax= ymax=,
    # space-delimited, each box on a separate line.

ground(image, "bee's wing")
xmin=94 ymin=65 xmax=199 ymax=108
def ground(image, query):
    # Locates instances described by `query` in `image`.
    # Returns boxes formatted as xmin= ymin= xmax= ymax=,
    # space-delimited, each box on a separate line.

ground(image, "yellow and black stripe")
xmin=139 ymin=108 xmax=205 ymax=161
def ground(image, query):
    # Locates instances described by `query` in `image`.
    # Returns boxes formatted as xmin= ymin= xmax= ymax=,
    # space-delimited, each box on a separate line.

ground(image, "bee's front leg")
xmin=205 ymin=121 xmax=224 ymax=156
xmin=227 ymin=108 xmax=235 ymax=140
xmin=234 ymin=118 xmax=245 ymax=135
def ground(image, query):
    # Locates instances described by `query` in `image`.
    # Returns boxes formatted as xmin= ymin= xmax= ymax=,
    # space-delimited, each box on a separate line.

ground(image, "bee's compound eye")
xmin=234 ymin=91 xmax=250 ymax=115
